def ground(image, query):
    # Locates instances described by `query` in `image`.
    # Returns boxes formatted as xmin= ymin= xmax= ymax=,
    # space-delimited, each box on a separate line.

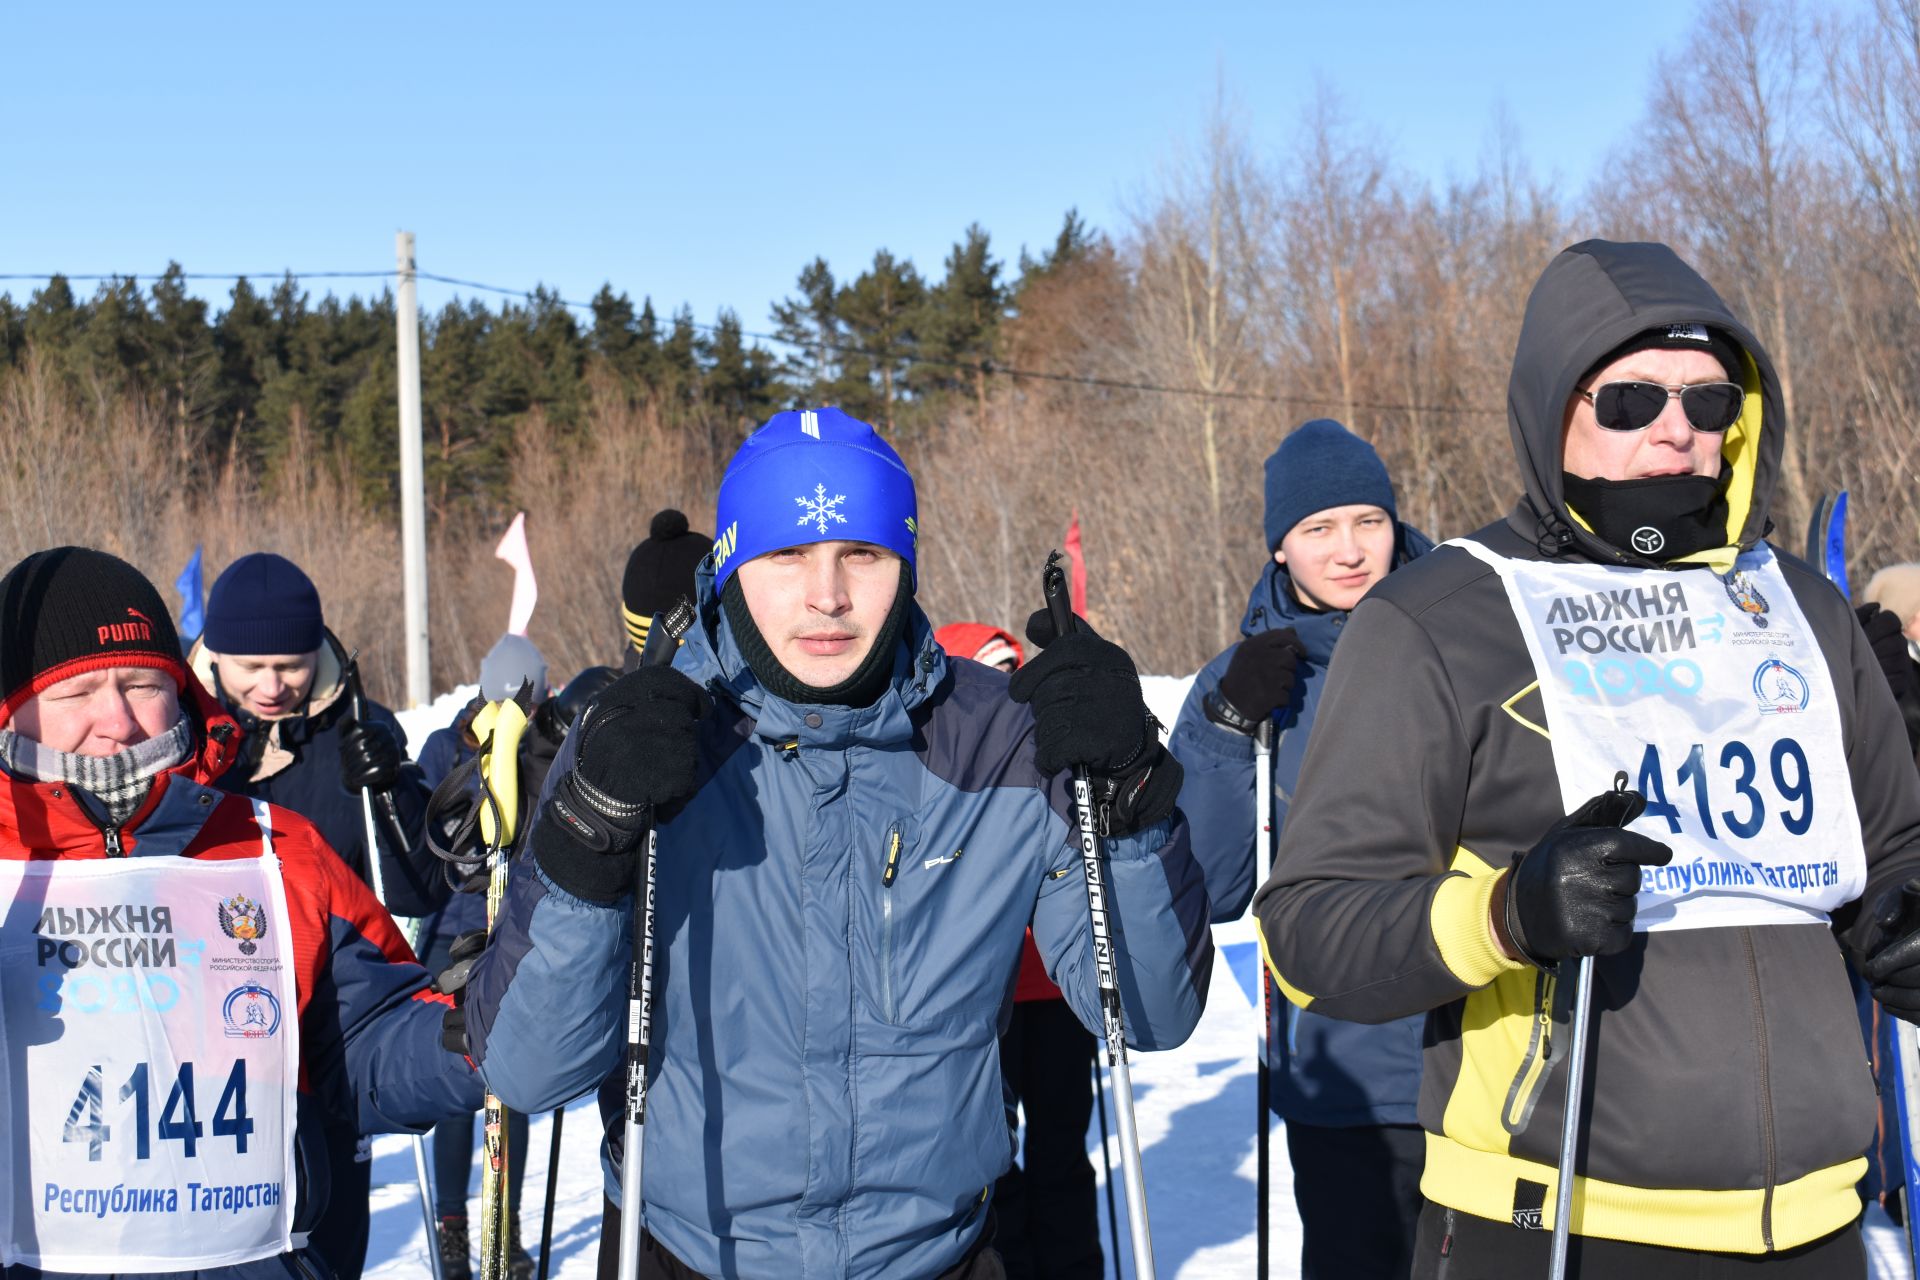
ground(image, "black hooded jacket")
xmin=1254 ymin=240 xmax=1920 ymax=1254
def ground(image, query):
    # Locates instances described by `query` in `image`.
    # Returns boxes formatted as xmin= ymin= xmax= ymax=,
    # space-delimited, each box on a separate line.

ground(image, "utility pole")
xmin=396 ymin=231 xmax=430 ymax=707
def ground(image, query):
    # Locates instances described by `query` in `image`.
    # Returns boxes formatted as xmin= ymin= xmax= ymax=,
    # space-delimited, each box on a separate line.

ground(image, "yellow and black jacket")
xmin=1254 ymin=239 xmax=1920 ymax=1254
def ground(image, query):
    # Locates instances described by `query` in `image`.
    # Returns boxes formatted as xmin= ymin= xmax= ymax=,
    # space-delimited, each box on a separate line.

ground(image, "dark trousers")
xmin=993 ymin=999 xmax=1102 ymax=1280
xmin=1410 ymin=1201 xmax=1867 ymax=1279
xmin=310 ymin=1121 xmax=371 ymax=1280
xmin=1285 ymin=1120 xmax=1425 ymax=1280
xmin=623 ymin=1218 xmax=1004 ymax=1279
xmin=431 ymin=1107 xmax=530 ymax=1221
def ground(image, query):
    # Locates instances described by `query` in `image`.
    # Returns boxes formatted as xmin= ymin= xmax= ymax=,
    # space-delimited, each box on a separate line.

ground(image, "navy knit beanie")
xmin=204 ymin=553 xmax=326 ymax=656
xmin=1263 ymin=419 xmax=1396 ymax=551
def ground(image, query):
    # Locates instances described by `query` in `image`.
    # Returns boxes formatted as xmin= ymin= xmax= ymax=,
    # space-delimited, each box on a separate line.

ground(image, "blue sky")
xmin=1 ymin=2 xmax=1703 ymax=337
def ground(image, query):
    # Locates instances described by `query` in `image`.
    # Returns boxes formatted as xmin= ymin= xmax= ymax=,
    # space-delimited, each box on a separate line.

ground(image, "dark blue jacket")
xmin=464 ymin=568 xmax=1213 ymax=1280
xmin=1170 ymin=526 xmax=1431 ymax=1128
xmin=414 ymin=711 xmax=486 ymax=962
xmin=190 ymin=636 xmax=442 ymax=920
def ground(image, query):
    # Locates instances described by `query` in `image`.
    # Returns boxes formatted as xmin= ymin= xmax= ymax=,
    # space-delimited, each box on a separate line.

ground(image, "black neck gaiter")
xmin=720 ymin=563 xmax=914 ymax=709
xmin=1561 ymin=472 xmax=1730 ymax=561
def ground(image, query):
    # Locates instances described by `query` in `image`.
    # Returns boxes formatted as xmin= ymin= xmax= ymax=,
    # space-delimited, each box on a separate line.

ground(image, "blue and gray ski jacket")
xmin=1170 ymin=528 xmax=1429 ymax=1128
xmin=465 ymin=572 xmax=1213 ymax=1280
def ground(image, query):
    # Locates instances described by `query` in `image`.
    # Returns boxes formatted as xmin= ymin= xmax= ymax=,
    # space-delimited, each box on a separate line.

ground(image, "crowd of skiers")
xmin=6 ymin=235 xmax=1920 ymax=1280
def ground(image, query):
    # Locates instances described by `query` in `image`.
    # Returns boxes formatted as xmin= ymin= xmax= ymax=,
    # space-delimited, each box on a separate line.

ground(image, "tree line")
xmin=0 ymin=216 xmax=1090 ymax=527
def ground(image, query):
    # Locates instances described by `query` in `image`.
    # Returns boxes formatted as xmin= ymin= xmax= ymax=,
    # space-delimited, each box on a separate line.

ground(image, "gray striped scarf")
xmin=0 ymin=716 xmax=193 ymax=826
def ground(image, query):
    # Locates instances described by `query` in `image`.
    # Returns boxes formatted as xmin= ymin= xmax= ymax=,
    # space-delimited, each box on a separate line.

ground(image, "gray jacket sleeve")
xmin=1253 ymin=597 xmax=1523 ymax=1024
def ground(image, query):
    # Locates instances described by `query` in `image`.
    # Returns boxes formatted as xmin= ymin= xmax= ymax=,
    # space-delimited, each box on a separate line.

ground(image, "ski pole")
xmin=1253 ymin=717 xmax=1273 ymax=1280
xmin=1041 ymin=552 xmax=1156 ymax=1280
xmin=538 ymin=1107 xmax=563 ymax=1280
xmin=1092 ymin=1054 xmax=1121 ymax=1280
xmin=617 ymin=597 xmax=697 ymax=1280
xmin=347 ymin=658 xmax=444 ymax=1280
xmin=473 ymin=692 xmax=533 ymax=1280
xmin=1548 ymin=770 xmax=1634 ymax=1280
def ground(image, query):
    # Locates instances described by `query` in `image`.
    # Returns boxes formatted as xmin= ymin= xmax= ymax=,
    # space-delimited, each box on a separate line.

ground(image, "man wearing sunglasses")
xmin=1251 ymin=239 xmax=1920 ymax=1277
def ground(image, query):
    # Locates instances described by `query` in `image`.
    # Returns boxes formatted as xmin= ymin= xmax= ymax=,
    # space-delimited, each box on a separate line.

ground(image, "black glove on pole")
xmin=531 ymin=642 xmax=709 ymax=905
xmin=1206 ymin=628 xmax=1308 ymax=734
xmin=1010 ymin=602 xmax=1181 ymax=838
xmin=343 ymin=655 xmax=415 ymax=857
xmin=1498 ymin=786 xmax=1672 ymax=966
xmin=613 ymin=598 xmax=697 ymax=1280
xmin=1028 ymin=550 xmax=1157 ymax=1280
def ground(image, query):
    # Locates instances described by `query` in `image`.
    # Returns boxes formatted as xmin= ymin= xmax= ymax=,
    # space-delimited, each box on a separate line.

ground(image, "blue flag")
xmin=174 ymin=545 xmax=205 ymax=645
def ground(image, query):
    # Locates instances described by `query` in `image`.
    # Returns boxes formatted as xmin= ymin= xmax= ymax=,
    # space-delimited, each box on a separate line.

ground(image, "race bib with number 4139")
xmin=1449 ymin=540 xmax=1866 ymax=931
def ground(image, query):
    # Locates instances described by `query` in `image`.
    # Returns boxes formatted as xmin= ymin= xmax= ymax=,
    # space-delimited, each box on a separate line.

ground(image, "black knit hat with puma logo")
xmin=0 ymin=547 xmax=186 ymax=723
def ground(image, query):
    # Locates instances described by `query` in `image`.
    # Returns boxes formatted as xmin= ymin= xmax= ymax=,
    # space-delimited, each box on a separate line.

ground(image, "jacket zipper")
xmin=1742 ymin=927 xmax=1777 ymax=1249
xmin=880 ymin=825 xmax=901 ymax=1023
xmin=70 ymin=792 xmax=126 ymax=857
xmin=1502 ymin=969 xmax=1557 ymax=1133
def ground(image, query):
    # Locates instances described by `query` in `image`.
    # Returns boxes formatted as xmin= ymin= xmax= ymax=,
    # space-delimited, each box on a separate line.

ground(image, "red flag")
xmin=1064 ymin=512 xmax=1087 ymax=615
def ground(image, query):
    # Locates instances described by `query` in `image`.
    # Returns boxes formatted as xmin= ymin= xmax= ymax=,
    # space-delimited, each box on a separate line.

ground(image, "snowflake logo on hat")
xmin=796 ymin=484 xmax=849 ymax=536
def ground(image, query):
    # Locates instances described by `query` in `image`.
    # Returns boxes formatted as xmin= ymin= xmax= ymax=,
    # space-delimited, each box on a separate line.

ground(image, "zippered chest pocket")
xmin=857 ymin=818 xmax=1014 ymax=1030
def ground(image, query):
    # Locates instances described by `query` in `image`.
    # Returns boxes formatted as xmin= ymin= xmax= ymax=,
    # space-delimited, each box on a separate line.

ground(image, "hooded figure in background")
xmin=1255 ymin=240 xmax=1920 ymax=1278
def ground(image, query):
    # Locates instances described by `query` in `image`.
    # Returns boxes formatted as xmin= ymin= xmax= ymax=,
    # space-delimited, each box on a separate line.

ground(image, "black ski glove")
xmin=1206 ymin=628 xmax=1308 ymax=733
xmin=339 ymin=717 xmax=402 ymax=792
xmin=1496 ymin=788 xmax=1672 ymax=967
xmin=1862 ymin=883 xmax=1920 ymax=1025
xmin=1010 ymin=609 xmax=1181 ymax=837
xmin=531 ymin=665 xmax=710 ymax=904
xmin=431 ymin=929 xmax=489 ymax=1055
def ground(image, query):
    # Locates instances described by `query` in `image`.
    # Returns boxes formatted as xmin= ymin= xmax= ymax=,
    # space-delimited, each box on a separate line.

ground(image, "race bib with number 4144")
xmin=0 ymin=833 xmax=299 ymax=1271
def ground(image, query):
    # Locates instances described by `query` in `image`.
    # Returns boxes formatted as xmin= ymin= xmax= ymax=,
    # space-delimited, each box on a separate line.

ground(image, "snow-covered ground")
xmin=374 ymin=676 xmax=1915 ymax=1278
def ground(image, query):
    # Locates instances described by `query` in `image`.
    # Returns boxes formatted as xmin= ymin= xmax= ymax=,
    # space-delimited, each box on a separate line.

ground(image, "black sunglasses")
xmin=1578 ymin=380 xmax=1746 ymax=434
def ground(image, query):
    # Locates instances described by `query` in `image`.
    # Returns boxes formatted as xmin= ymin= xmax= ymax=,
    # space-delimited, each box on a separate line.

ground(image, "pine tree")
xmin=148 ymin=264 xmax=219 ymax=471
xmin=704 ymin=308 xmax=780 ymax=446
xmin=911 ymin=224 xmax=1005 ymax=418
xmin=213 ymin=277 xmax=281 ymax=461
xmin=770 ymin=258 xmax=841 ymax=405
xmin=1017 ymin=207 xmax=1099 ymax=282
xmin=835 ymin=250 xmax=925 ymax=432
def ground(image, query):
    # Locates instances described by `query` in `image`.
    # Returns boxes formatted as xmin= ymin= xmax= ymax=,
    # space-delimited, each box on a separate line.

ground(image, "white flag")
xmin=494 ymin=511 xmax=538 ymax=636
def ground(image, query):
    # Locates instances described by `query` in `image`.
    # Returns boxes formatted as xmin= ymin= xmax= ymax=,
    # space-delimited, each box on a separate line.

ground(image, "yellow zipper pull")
xmin=882 ymin=829 xmax=901 ymax=887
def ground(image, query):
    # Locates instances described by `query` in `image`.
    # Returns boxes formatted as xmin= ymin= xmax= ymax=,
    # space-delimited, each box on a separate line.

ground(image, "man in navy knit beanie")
xmin=194 ymin=551 xmax=445 ymax=1280
xmin=1172 ymin=417 xmax=1433 ymax=1280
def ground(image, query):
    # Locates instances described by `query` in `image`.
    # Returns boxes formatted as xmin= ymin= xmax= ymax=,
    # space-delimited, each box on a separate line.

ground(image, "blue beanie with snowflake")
xmin=712 ymin=407 xmax=919 ymax=589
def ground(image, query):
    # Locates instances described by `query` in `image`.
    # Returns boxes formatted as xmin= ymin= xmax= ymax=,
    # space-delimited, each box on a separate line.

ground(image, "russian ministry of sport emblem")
xmin=218 ymin=894 xmax=268 ymax=956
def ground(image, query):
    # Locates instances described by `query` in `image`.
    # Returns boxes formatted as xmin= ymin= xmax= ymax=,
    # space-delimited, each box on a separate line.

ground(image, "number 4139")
xmin=1636 ymin=737 xmax=1815 ymax=840
xmin=62 ymin=1060 xmax=253 ymax=1162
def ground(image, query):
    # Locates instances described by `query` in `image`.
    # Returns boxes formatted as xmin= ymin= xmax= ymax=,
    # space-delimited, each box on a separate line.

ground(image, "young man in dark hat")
xmin=464 ymin=407 xmax=1214 ymax=1280
xmin=1172 ymin=417 xmax=1432 ymax=1279
xmin=191 ymin=550 xmax=439 ymax=1279
xmin=0 ymin=546 xmax=479 ymax=1279
xmin=1258 ymin=240 xmax=1920 ymax=1277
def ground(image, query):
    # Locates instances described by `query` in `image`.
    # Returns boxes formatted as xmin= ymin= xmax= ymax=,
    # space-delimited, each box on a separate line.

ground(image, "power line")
xmin=0 ymin=271 xmax=391 ymax=282
xmin=0 ymin=266 xmax=1504 ymax=418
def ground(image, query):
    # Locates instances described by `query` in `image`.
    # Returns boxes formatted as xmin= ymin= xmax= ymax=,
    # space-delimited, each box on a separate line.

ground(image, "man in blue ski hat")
xmin=462 ymin=406 xmax=1214 ymax=1280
